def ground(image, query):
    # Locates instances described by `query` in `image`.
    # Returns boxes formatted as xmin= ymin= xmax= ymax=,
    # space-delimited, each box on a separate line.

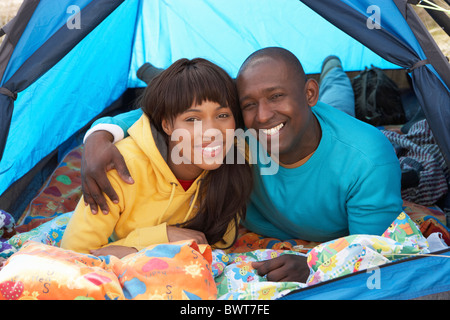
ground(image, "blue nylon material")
xmin=281 ymin=249 xmax=450 ymax=300
xmin=340 ymin=0 xmax=427 ymax=60
xmin=341 ymin=0 xmax=450 ymax=89
xmin=0 ymin=0 xmax=93 ymax=86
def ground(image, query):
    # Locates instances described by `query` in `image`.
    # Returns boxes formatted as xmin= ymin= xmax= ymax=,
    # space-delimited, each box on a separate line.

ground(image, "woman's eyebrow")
xmin=182 ymin=105 xmax=227 ymax=113
xmin=183 ymin=109 xmax=202 ymax=113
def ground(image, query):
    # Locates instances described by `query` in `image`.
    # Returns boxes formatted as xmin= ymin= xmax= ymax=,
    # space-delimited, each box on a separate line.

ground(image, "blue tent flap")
xmin=281 ymin=248 xmax=450 ymax=300
xmin=0 ymin=0 xmax=137 ymax=196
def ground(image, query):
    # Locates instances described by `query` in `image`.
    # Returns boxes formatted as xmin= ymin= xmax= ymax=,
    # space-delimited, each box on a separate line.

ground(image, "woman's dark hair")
xmin=139 ymin=58 xmax=253 ymax=248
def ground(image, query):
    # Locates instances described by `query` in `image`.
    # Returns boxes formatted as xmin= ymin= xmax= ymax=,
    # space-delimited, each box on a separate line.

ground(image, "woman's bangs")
xmin=142 ymin=58 xmax=238 ymax=130
xmin=185 ymin=66 xmax=231 ymax=110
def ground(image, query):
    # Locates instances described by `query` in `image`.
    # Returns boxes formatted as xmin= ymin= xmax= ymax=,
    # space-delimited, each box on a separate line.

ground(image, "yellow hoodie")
xmin=61 ymin=114 xmax=237 ymax=253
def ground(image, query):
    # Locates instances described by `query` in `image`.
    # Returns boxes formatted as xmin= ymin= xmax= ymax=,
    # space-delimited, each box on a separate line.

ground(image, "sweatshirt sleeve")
xmin=61 ymin=169 xmax=172 ymax=253
xmin=346 ymin=160 xmax=403 ymax=236
xmin=60 ymin=169 xmax=127 ymax=253
xmin=106 ymin=217 xmax=239 ymax=251
xmin=60 ymin=195 xmax=122 ymax=254
xmin=105 ymin=223 xmax=169 ymax=251
xmin=83 ymin=108 xmax=143 ymax=143
xmin=61 ymin=197 xmax=171 ymax=253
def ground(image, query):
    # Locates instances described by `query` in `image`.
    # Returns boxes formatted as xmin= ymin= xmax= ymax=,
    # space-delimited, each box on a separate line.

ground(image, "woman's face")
xmin=163 ymin=100 xmax=236 ymax=173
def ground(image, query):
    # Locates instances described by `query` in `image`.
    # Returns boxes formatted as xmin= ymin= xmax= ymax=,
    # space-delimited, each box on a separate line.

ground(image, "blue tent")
xmin=0 ymin=0 xmax=449 ymax=299
xmin=282 ymin=248 xmax=450 ymax=300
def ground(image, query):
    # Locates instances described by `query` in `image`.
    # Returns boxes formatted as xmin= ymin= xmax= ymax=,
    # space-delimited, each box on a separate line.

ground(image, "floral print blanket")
xmin=0 ymin=208 xmax=441 ymax=300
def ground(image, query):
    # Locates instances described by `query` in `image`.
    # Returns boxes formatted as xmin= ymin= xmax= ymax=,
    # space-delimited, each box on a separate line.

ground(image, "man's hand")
xmin=167 ymin=226 xmax=208 ymax=245
xmin=252 ymin=254 xmax=310 ymax=283
xmin=0 ymin=258 xmax=6 ymax=271
xmin=90 ymin=245 xmax=138 ymax=259
xmin=82 ymin=131 xmax=134 ymax=215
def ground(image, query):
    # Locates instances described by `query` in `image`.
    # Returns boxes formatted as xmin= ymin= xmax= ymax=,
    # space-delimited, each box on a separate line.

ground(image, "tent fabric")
xmin=0 ymin=0 xmax=126 ymax=161
xmin=0 ymin=0 xmax=134 ymax=196
xmin=395 ymin=0 xmax=450 ymax=88
xmin=303 ymin=0 xmax=428 ymax=69
xmin=0 ymin=0 xmax=40 ymax=82
xmin=127 ymin=0 xmax=399 ymax=88
xmin=281 ymin=248 xmax=450 ymax=300
xmin=0 ymin=0 xmax=93 ymax=86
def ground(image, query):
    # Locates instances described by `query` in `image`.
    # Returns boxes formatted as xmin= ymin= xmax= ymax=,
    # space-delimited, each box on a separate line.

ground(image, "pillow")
xmin=112 ymin=241 xmax=217 ymax=300
xmin=0 ymin=240 xmax=217 ymax=300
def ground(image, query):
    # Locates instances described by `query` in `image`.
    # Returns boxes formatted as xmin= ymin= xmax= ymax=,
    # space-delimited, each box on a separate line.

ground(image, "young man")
xmin=81 ymin=47 xmax=402 ymax=282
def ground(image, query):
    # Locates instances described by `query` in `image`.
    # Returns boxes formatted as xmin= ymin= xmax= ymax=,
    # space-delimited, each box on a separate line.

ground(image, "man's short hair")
xmin=238 ymin=47 xmax=307 ymax=83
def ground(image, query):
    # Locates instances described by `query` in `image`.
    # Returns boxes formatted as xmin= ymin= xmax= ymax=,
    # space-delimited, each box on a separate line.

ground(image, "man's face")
xmin=236 ymin=57 xmax=317 ymax=164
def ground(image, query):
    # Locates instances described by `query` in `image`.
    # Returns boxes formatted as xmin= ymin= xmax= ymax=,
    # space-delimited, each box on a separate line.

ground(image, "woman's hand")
xmin=88 ymin=227 xmax=208 ymax=259
xmin=82 ymin=131 xmax=134 ymax=215
xmin=167 ymin=226 xmax=208 ymax=244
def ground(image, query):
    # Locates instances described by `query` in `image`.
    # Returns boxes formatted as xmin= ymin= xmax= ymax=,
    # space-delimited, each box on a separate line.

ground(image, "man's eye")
xmin=185 ymin=117 xmax=200 ymax=122
xmin=271 ymin=93 xmax=283 ymax=100
xmin=242 ymin=103 xmax=256 ymax=110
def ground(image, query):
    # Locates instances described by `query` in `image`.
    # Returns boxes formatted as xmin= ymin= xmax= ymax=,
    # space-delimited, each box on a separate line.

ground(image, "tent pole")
xmin=423 ymin=5 xmax=450 ymax=37
xmin=407 ymin=0 xmax=450 ymax=36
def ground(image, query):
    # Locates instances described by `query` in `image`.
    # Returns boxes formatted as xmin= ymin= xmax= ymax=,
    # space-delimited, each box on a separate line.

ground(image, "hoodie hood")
xmin=128 ymin=113 xmax=169 ymax=171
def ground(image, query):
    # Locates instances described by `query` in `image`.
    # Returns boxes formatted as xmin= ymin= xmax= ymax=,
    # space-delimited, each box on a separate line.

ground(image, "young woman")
xmin=60 ymin=58 xmax=253 ymax=256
